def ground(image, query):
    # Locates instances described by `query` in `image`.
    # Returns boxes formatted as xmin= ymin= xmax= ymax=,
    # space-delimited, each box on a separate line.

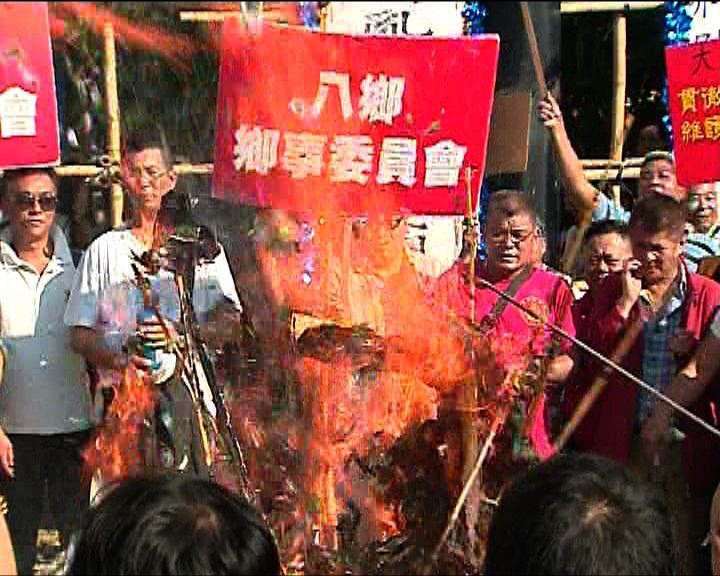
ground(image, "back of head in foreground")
xmin=65 ymin=473 xmax=281 ymax=576
xmin=484 ymin=452 xmax=673 ymax=575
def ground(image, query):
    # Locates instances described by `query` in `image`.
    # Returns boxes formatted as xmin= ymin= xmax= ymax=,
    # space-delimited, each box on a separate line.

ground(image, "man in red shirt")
xmin=434 ymin=190 xmax=575 ymax=463
xmin=574 ymin=194 xmax=720 ymax=574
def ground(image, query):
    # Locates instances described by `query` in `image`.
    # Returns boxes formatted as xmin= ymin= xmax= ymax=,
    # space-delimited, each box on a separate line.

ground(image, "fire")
xmin=83 ymin=367 xmax=155 ymax=482
xmin=49 ymin=2 xmax=201 ymax=72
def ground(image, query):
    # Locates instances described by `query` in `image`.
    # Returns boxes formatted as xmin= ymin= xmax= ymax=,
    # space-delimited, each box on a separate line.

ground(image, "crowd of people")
xmin=2 ymin=88 xmax=720 ymax=575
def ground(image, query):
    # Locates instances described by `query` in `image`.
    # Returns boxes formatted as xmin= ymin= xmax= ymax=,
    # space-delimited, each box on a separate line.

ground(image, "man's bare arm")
xmin=538 ymin=93 xmax=598 ymax=217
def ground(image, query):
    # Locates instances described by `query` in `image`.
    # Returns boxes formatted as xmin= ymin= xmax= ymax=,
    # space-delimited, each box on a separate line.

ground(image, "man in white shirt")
xmin=64 ymin=127 xmax=242 ymax=478
xmin=0 ymin=167 xmax=94 ymax=575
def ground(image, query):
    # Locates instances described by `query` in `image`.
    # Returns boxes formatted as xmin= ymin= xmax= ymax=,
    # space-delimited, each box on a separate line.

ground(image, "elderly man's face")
xmin=485 ymin=209 xmax=538 ymax=278
xmin=688 ymin=182 xmax=720 ymax=234
xmin=638 ymin=159 xmax=682 ymax=202
xmin=124 ymin=147 xmax=176 ymax=214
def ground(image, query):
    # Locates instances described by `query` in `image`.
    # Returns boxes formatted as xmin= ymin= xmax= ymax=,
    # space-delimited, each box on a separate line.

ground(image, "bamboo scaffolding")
xmin=50 ymin=161 xmax=638 ymax=182
xmin=561 ymin=2 xmax=664 ymax=14
xmin=564 ymin=11 xmax=627 ymax=274
xmin=609 ymin=13 xmax=627 ymax=204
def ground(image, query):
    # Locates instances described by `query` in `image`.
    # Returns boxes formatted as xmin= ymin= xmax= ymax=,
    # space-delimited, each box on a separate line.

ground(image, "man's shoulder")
xmin=82 ymin=228 xmax=131 ymax=258
xmin=689 ymin=271 xmax=720 ymax=298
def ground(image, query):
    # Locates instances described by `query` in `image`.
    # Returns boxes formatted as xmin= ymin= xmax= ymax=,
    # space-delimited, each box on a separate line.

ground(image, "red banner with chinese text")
xmin=212 ymin=20 xmax=499 ymax=216
xmin=0 ymin=2 xmax=60 ymax=170
xmin=665 ymin=39 xmax=720 ymax=187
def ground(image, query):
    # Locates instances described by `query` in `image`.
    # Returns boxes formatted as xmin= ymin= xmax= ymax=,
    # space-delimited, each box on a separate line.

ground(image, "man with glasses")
xmin=64 ymin=127 xmax=242 ymax=479
xmin=0 ymin=167 xmax=95 ymax=574
xmin=434 ymin=190 xmax=575 ymax=475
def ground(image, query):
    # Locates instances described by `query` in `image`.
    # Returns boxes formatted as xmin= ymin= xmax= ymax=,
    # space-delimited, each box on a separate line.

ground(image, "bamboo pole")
xmin=581 ymin=158 xmax=644 ymax=168
xmin=586 ymin=166 xmax=640 ymax=180
xmin=609 ymin=13 xmax=627 ymax=205
xmin=103 ymin=22 xmax=123 ymax=229
xmin=561 ymin=2 xmax=663 ymax=14
xmin=48 ymin=162 xmax=637 ymax=181
xmin=179 ymin=11 xmax=244 ymax=22
xmin=462 ymin=168 xmax=479 ymax=486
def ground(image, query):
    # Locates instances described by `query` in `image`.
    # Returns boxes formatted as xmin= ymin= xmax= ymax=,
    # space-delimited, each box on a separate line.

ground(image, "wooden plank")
xmin=486 ymin=91 xmax=532 ymax=176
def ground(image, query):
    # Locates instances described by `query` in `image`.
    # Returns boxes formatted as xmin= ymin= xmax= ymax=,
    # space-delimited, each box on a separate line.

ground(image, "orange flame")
xmin=83 ymin=367 xmax=155 ymax=481
xmin=50 ymin=2 xmax=201 ymax=72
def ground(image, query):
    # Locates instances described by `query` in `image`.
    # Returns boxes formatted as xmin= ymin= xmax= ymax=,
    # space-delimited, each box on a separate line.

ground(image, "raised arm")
xmin=537 ymin=92 xmax=598 ymax=217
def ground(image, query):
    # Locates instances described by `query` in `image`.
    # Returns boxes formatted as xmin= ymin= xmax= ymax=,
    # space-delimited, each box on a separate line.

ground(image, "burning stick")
xmin=427 ymin=405 xmax=511 ymax=572
xmin=462 ymin=167 xmax=480 ymax=484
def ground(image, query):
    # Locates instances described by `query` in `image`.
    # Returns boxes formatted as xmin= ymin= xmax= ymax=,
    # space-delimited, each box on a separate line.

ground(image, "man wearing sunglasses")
xmin=0 ymin=167 xmax=95 ymax=575
xmin=64 ymin=127 xmax=242 ymax=480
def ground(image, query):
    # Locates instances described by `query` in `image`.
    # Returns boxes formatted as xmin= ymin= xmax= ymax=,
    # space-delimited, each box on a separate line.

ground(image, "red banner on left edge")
xmin=212 ymin=20 xmax=499 ymax=216
xmin=0 ymin=2 xmax=60 ymax=170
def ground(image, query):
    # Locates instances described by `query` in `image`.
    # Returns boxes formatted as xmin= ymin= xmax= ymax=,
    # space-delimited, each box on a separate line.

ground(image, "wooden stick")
xmin=553 ymin=314 xmax=643 ymax=452
xmin=428 ymin=406 xmax=510 ymax=571
xmin=520 ymin=3 xmax=547 ymax=99
xmin=103 ymin=22 xmax=123 ymax=229
xmin=462 ymin=167 xmax=479 ymax=484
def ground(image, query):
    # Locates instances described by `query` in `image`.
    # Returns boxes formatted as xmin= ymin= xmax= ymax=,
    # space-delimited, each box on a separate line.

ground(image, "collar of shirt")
xmin=639 ymin=264 xmax=687 ymax=320
xmin=0 ymin=224 xmax=73 ymax=272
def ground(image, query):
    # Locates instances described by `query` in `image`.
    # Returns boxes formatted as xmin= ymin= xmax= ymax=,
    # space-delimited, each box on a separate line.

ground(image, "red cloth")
xmin=434 ymin=262 xmax=576 ymax=460
xmin=565 ymin=269 xmax=720 ymax=495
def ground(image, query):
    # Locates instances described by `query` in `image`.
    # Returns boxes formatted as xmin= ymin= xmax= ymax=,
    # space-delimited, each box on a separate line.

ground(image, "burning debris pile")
xmin=218 ymin=208 xmax=553 ymax=575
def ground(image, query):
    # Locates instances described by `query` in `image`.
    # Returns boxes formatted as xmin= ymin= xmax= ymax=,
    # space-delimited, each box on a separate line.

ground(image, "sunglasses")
xmin=13 ymin=191 xmax=58 ymax=212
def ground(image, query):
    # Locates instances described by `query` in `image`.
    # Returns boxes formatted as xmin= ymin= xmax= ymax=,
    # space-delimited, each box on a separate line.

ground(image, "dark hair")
xmin=1 ymin=166 xmax=58 ymax=201
xmin=629 ymin=194 xmax=687 ymax=238
xmin=486 ymin=189 xmax=537 ymax=226
xmin=585 ymin=219 xmax=630 ymax=244
xmin=66 ymin=474 xmax=281 ymax=576
xmin=484 ymin=453 xmax=674 ymax=575
xmin=123 ymin=125 xmax=175 ymax=169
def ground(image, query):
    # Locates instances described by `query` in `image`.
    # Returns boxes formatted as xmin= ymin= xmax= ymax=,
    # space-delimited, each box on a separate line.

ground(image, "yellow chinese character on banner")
xmin=701 ymin=86 xmax=720 ymax=112
xmin=679 ymin=87 xmax=699 ymax=116
xmin=681 ymin=120 xmax=705 ymax=143
xmin=705 ymin=115 xmax=720 ymax=140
